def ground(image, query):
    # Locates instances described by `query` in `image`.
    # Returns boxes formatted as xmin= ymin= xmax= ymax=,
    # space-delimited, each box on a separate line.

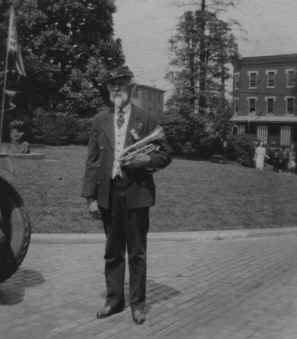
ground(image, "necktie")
xmin=116 ymin=109 xmax=125 ymax=128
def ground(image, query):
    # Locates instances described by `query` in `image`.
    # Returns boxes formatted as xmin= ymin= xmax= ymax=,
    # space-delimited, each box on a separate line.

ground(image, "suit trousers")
xmin=100 ymin=180 xmax=149 ymax=310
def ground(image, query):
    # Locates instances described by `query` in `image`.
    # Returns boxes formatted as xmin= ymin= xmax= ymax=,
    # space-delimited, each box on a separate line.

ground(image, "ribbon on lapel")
xmin=125 ymin=105 xmax=146 ymax=148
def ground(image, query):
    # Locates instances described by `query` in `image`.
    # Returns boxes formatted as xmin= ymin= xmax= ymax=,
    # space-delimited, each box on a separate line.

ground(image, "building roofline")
xmin=136 ymin=84 xmax=165 ymax=92
xmin=231 ymin=114 xmax=297 ymax=123
xmin=233 ymin=53 xmax=297 ymax=66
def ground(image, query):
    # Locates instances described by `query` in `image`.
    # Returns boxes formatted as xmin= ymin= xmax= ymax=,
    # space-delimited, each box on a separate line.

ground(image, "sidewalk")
xmin=31 ymin=226 xmax=297 ymax=243
xmin=1 ymin=229 xmax=297 ymax=339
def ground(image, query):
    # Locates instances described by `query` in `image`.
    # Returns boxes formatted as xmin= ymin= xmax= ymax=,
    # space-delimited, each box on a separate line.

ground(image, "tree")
xmin=164 ymin=6 xmax=239 ymax=157
xmin=0 ymin=0 xmax=124 ymax=124
xmin=175 ymin=0 xmax=239 ymax=14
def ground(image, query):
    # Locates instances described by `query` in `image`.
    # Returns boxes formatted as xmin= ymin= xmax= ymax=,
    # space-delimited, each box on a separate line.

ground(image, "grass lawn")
xmin=10 ymin=145 xmax=297 ymax=232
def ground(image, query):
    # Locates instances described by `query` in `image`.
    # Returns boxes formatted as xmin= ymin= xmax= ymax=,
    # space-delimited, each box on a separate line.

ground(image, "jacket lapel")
xmin=101 ymin=110 xmax=114 ymax=151
xmin=125 ymin=105 xmax=146 ymax=148
xmin=100 ymin=105 xmax=146 ymax=150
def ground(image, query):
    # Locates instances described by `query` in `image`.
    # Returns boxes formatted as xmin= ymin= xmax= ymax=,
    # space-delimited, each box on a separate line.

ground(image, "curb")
xmin=31 ymin=227 xmax=297 ymax=244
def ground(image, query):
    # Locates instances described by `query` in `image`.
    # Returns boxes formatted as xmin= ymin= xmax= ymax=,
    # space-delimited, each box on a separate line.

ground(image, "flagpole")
xmin=0 ymin=7 xmax=11 ymax=144
xmin=0 ymin=39 xmax=9 ymax=144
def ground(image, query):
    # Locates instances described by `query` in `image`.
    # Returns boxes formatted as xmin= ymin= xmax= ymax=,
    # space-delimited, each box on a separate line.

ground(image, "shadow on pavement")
xmin=0 ymin=268 xmax=45 ymax=305
xmin=146 ymin=279 xmax=180 ymax=309
xmin=100 ymin=279 xmax=180 ymax=309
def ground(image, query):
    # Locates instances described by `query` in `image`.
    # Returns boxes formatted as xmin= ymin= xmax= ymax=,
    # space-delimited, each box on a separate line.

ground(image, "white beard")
xmin=112 ymin=92 xmax=129 ymax=109
xmin=114 ymin=95 xmax=124 ymax=108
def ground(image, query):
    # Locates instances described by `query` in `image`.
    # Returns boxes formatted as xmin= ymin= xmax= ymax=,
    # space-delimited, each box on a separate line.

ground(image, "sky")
xmin=114 ymin=0 xmax=297 ymax=93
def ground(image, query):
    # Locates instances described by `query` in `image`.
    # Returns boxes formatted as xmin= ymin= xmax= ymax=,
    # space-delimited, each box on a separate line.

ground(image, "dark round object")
xmin=0 ymin=177 xmax=31 ymax=282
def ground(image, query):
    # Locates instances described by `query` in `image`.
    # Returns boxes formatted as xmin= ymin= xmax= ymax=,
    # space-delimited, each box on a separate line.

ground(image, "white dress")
xmin=255 ymin=146 xmax=266 ymax=170
xmin=288 ymin=150 xmax=296 ymax=171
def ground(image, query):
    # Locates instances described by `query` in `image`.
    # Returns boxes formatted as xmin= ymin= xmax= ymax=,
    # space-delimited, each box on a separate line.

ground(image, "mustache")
xmin=111 ymin=91 xmax=123 ymax=96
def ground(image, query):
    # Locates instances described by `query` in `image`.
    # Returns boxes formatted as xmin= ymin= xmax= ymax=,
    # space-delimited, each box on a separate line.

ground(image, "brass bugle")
xmin=120 ymin=126 xmax=165 ymax=163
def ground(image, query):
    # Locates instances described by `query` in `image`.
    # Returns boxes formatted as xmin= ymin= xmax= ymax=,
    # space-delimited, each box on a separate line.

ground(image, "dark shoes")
xmin=96 ymin=303 xmax=125 ymax=319
xmin=96 ymin=303 xmax=146 ymax=325
xmin=131 ymin=308 xmax=146 ymax=325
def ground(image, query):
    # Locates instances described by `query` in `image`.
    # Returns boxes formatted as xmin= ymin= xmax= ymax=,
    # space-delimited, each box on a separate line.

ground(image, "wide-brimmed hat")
xmin=105 ymin=65 xmax=134 ymax=84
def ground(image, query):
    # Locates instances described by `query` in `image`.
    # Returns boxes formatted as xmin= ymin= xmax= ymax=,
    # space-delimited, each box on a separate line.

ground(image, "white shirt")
xmin=112 ymin=103 xmax=131 ymax=178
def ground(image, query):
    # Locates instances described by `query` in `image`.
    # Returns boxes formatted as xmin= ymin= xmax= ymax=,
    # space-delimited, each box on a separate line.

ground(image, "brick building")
xmin=231 ymin=54 xmax=297 ymax=147
xmin=132 ymin=84 xmax=164 ymax=121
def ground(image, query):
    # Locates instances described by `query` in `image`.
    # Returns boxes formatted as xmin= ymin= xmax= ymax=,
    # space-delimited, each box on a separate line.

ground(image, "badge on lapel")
xmin=129 ymin=122 xmax=144 ymax=142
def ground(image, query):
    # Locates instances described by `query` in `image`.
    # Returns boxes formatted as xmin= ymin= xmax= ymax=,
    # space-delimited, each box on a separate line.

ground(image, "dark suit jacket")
xmin=81 ymin=104 xmax=171 ymax=209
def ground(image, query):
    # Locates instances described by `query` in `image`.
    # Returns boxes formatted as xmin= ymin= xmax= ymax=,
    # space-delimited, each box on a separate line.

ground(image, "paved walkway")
xmin=1 ymin=231 xmax=297 ymax=338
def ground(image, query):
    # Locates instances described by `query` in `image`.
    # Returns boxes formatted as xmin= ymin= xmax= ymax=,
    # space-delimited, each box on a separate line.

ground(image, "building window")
xmin=266 ymin=70 xmax=276 ymax=88
xmin=133 ymin=87 xmax=138 ymax=98
xmin=142 ymin=90 xmax=146 ymax=101
xmin=248 ymin=97 xmax=257 ymax=113
xmin=268 ymin=126 xmax=280 ymax=146
xmin=286 ymin=69 xmax=296 ymax=87
xmin=159 ymin=92 xmax=163 ymax=105
xmin=266 ymin=97 xmax=276 ymax=114
xmin=238 ymin=125 xmax=245 ymax=135
xmin=285 ymin=96 xmax=295 ymax=114
xmin=257 ymin=126 xmax=268 ymax=145
xmin=234 ymin=73 xmax=239 ymax=89
xmin=248 ymin=71 xmax=258 ymax=88
xmin=280 ymin=126 xmax=291 ymax=146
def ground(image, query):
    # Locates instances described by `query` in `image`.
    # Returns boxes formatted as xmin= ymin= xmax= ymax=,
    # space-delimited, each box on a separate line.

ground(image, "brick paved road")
xmin=1 ymin=235 xmax=297 ymax=339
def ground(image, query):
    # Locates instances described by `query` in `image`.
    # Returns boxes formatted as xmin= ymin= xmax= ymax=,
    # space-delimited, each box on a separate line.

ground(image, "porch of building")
xmin=231 ymin=114 xmax=297 ymax=148
xmin=233 ymin=122 xmax=297 ymax=148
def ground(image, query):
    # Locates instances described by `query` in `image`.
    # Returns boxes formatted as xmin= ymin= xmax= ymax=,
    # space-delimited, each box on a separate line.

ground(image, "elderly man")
xmin=82 ymin=65 xmax=171 ymax=324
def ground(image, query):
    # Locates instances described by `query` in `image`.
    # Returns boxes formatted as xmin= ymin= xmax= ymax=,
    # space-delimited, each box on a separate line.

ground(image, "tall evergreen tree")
xmin=164 ymin=7 xmax=239 ymax=156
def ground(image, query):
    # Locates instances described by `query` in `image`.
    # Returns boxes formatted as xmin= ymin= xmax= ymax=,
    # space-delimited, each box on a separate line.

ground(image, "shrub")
xmin=73 ymin=118 xmax=93 ymax=145
xmin=227 ymin=134 xmax=257 ymax=167
xmin=32 ymin=109 xmax=79 ymax=145
xmin=195 ymin=136 xmax=223 ymax=158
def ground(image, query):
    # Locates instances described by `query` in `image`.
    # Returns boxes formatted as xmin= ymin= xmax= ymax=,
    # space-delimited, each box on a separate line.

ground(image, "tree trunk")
xmin=198 ymin=0 xmax=207 ymax=116
xmin=189 ymin=44 xmax=196 ymax=113
xmin=220 ymin=42 xmax=225 ymax=110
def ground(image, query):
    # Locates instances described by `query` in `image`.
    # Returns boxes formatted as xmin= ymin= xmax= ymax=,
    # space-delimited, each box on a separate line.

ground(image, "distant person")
xmin=272 ymin=148 xmax=282 ymax=172
xmin=254 ymin=141 xmax=267 ymax=170
xmin=287 ymin=144 xmax=296 ymax=173
xmin=280 ymin=147 xmax=289 ymax=172
xmin=7 ymin=120 xmax=30 ymax=154
xmin=222 ymin=139 xmax=228 ymax=160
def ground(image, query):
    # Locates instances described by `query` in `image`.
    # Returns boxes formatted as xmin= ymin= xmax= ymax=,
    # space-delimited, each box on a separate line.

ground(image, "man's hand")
xmin=87 ymin=199 xmax=101 ymax=220
xmin=121 ymin=153 xmax=151 ymax=169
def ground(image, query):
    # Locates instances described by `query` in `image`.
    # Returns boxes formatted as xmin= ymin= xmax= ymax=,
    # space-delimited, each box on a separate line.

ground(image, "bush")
xmin=73 ymin=118 xmax=93 ymax=145
xmin=32 ymin=109 xmax=80 ymax=145
xmin=164 ymin=134 xmax=224 ymax=160
xmin=195 ymin=136 xmax=223 ymax=159
xmin=227 ymin=134 xmax=257 ymax=167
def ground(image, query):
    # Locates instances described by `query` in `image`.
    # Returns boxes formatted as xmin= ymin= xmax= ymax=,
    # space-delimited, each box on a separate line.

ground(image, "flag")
xmin=4 ymin=89 xmax=17 ymax=110
xmin=4 ymin=5 xmax=26 ymax=111
xmin=7 ymin=5 xmax=26 ymax=77
xmin=0 ymin=5 xmax=26 ymax=141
